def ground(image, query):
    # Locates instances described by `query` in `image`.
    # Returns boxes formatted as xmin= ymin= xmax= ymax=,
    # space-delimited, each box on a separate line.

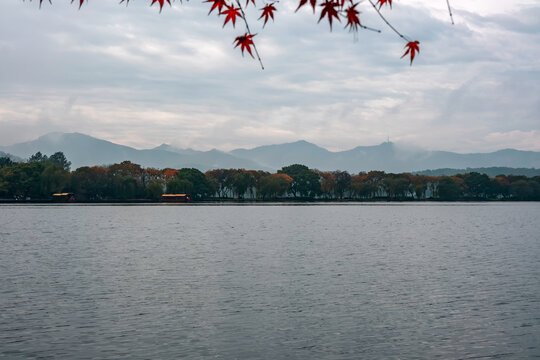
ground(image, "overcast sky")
xmin=1 ymin=0 xmax=539 ymax=152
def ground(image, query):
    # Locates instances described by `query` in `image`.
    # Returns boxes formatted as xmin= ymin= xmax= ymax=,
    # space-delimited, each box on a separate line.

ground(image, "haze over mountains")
xmin=1 ymin=132 xmax=539 ymax=174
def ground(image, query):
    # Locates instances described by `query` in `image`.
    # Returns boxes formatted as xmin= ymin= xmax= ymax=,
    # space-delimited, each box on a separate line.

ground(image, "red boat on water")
xmin=160 ymin=194 xmax=191 ymax=203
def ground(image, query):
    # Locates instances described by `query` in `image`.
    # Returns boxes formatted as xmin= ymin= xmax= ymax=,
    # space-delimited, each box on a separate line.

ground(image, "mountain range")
xmin=1 ymin=132 xmax=539 ymax=174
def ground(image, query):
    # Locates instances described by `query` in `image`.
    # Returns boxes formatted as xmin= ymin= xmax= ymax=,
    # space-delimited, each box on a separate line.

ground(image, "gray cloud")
xmin=0 ymin=0 xmax=539 ymax=153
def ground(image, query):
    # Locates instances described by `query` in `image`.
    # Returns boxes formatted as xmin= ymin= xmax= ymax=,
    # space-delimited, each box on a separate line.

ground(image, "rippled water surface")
xmin=1 ymin=203 xmax=539 ymax=359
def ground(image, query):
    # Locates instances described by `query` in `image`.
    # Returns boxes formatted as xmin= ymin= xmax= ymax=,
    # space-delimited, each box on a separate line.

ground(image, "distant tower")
xmin=387 ymin=135 xmax=390 ymax=143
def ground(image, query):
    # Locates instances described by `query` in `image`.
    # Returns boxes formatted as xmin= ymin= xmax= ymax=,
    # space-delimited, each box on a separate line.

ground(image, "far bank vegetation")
xmin=1 ymin=153 xmax=539 ymax=201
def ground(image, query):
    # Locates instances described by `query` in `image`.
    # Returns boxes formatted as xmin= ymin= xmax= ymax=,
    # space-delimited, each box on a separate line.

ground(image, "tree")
xmin=461 ymin=172 xmax=491 ymax=199
xmin=177 ymin=168 xmax=212 ymax=200
xmin=71 ymin=166 xmax=110 ymax=200
xmin=109 ymin=161 xmax=143 ymax=179
xmin=1 ymin=162 xmax=45 ymax=198
xmin=26 ymin=0 xmax=456 ymax=67
xmin=278 ymin=164 xmax=321 ymax=198
xmin=40 ymin=162 xmax=70 ymax=195
xmin=166 ymin=178 xmax=192 ymax=194
xmin=0 ymin=157 xmax=15 ymax=168
xmin=257 ymin=173 xmax=293 ymax=199
xmin=28 ymin=151 xmax=48 ymax=163
xmin=145 ymin=179 xmax=164 ymax=200
xmin=382 ymin=174 xmax=412 ymax=200
xmin=332 ymin=170 xmax=351 ymax=199
xmin=314 ymin=171 xmax=332 ymax=198
xmin=437 ymin=176 xmax=461 ymax=201
xmin=350 ymin=173 xmax=375 ymax=200
xmin=48 ymin=151 xmax=71 ymax=171
xmin=231 ymin=170 xmax=255 ymax=199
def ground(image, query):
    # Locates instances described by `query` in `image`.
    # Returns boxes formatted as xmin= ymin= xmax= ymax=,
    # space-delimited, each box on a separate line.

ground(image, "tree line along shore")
xmin=1 ymin=152 xmax=539 ymax=202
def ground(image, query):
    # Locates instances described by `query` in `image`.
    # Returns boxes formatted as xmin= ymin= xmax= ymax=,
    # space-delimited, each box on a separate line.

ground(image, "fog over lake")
xmin=1 ymin=203 xmax=539 ymax=359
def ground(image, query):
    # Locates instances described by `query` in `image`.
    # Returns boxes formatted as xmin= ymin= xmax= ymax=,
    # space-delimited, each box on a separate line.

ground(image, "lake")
xmin=1 ymin=203 xmax=539 ymax=359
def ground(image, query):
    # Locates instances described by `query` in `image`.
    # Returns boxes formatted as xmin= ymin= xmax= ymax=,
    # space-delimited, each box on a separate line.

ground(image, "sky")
xmin=0 ymin=0 xmax=539 ymax=153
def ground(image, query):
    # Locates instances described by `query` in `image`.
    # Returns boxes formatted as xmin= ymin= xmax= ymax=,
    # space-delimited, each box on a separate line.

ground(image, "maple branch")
xmin=446 ymin=0 xmax=455 ymax=25
xmin=367 ymin=0 xmax=411 ymax=42
xmin=359 ymin=24 xmax=381 ymax=33
xmin=235 ymin=0 xmax=265 ymax=70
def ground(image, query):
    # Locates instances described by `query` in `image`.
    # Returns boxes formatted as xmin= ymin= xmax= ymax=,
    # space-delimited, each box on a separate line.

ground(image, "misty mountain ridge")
xmin=1 ymin=132 xmax=539 ymax=174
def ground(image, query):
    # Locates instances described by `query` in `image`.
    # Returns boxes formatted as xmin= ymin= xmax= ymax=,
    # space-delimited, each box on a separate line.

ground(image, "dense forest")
xmin=1 ymin=152 xmax=540 ymax=201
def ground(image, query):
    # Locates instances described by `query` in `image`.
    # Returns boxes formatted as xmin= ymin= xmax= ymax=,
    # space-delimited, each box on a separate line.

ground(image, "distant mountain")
xmin=1 ymin=133 xmax=539 ymax=173
xmin=230 ymin=140 xmax=333 ymax=169
xmin=0 ymin=151 xmax=23 ymax=162
xmin=414 ymin=167 xmax=540 ymax=178
xmin=230 ymin=141 xmax=540 ymax=173
xmin=0 ymin=132 xmax=268 ymax=171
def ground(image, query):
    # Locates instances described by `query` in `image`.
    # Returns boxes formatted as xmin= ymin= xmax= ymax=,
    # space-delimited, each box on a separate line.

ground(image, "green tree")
xmin=278 ymin=164 xmax=321 ymax=198
xmin=462 ymin=172 xmax=491 ymax=199
xmin=111 ymin=175 xmax=140 ymax=199
xmin=231 ymin=170 xmax=255 ymax=199
xmin=177 ymin=168 xmax=212 ymax=200
xmin=166 ymin=178 xmax=193 ymax=195
xmin=1 ymin=162 xmax=44 ymax=198
xmin=71 ymin=166 xmax=110 ymax=200
xmin=437 ymin=176 xmax=461 ymax=200
xmin=382 ymin=175 xmax=412 ymax=200
xmin=28 ymin=151 xmax=48 ymax=163
xmin=145 ymin=179 xmax=164 ymax=200
xmin=332 ymin=170 xmax=351 ymax=199
xmin=0 ymin=157 xmax=15 ymax=168
xmin=40 ymin=163 xmax=69 ymax=195
xmin=48 ymin=151 xmax=71 ymax=171
xmin=509 ymin=180 xmax=540 ymax=200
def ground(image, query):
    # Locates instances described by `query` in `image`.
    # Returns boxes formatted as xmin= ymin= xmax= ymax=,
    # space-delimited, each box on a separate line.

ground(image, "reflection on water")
xmin=1 ymin=203 xmax=539 ymax=359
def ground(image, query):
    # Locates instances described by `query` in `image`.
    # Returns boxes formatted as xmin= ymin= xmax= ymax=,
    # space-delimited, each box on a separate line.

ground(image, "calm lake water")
xmin=1 ymin=203 xmax=539 ymax=359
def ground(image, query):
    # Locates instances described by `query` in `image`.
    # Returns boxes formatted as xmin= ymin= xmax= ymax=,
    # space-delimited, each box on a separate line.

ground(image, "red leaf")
xmin=206 ymin=0 xmax=228 ymax=14
xmin=151 ymin=0 xmax=171 ymax=13
xmin=376 ymin=0 xmax=392 ymax=9
xmin=70 ymin=0 xmax=86 ymax=9
xmin=344 ymin=2 xmax=361 ymax=32
xmin=401 ymin=40 xmax=420 ymax=65
xmin=259 ymin=3 xmax=277 ymax=27
xmin=234 ymin=33 xmax=256 ymax=58
xmin=318 ymin=1 xmax=340 ymax=30
xmin=296 ymin=0 xmax=317 ymax=12
xmin=221 ymin=5 xmax=242 ymax=27
xmin=245 ymin=0 xmax=256 ymax=7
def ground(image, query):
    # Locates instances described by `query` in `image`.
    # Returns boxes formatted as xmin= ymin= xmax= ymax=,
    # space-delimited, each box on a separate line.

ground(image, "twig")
xmin=360 ymin=24 xmax=381 ymax=33
xmin=235 ymin=0 xmax=265 ymax=70
xmin=446 ymin=0 xmax=455 ymax=25
xmin=367 ymin=0 xmax=411 ymax=42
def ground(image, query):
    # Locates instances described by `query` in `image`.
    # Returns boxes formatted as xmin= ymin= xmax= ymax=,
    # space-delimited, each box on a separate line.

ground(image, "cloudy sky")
xmin=1 ymin=0 xmax=539 ymax=152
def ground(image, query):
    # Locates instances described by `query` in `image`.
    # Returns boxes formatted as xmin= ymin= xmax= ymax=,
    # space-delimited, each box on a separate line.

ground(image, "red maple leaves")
xmin=401 ymin=40 xmax=420 ymax=65
xmin=318 ymin=1 xmax=340 ymax=30
xmin=344 ymin=2 xmax=361 ymax=32
xmin=296 ymin=0 xmax=318 ymax=12
xmin=234 ymin=33 xmax=256 ymax=57
xmin=376 ymin=0 xmax=392 ymax=9
xmin=221 ymin=4 xmax=242 ymax=27
xmin=206 ymin=0 xmax=227 ymax=14
xmin=259 ymin=4 xmax=277 ymax=27
xmin=151 ymin=0 xmax=171 ymax=13
xmin=70 ymin=0 xmax=86 ymax=9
